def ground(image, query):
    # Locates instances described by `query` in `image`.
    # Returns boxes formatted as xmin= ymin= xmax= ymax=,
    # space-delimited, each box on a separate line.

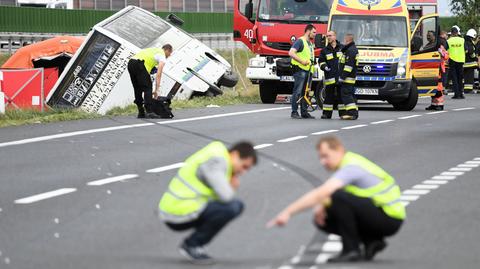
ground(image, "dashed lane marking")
xmin=277 ymin=136 xmax=308 ymax=143
xmin=423 ymin=180 xmax=449 ymax=185
xmin=254 ymin=144 xmax=274 ymax=149
xmin=398 ymin=114 xmax=421 ymax=119
xmin=14 ymin=188 xmax=77 ymax=204
xmin=426 ymin=111 xmax=448 ymax=115
xmin=403 ymin=189 xmax=430 ymax=195
xmin=452 ymin=107 xmax=475 ymax=111
xmin=440 ymin=171 xmax=464 ymax=176
xmin=370 ymin=119 xmax=395 ymax=125
xmin=146 ymin=162 xmax=184 ymax=173
xmin=432 ymin=175 xmax=456 ymax=180
xmin=413 ymin=184 xmax=439 ymax=190
xmin=87 ymin=174 xmax=139 ymax=186
xmin=341 ymin=124 xmax=367 ymax=130
xmin=311 ymin=130 xmax=339 ymax=135
xmin=400 ymin=195 xmax=420 ymax=201
xmin=449 ymin=167 xmax=472 ymax=172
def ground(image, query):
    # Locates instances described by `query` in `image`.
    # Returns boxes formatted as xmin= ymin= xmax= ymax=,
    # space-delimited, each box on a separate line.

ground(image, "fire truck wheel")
xmin=259 ymin=81 xmax=277 ymax=104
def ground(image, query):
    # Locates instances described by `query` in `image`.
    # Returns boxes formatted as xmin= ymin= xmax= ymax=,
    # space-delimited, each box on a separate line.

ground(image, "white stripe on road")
xmin=277 ymin=136 xmax=308 ymax=143
xmin=370 ymin=119 xmax=394 ymax=125
xmin=400 ymin=195 xmax=420 ymax=201
xmin=403 ymin=189 xmax=430 ymax=195
xmin=465 ymin=161 xmax=480 ymax=164
xmin=398 ymin=114 xmax=421 ymax=119
xmin=423 ymin=180 xmax=448 ymax=185
xmin=458 ymin=164 xmax=479 ymax=168
xmin=146 ymin=162 xmax=184 ymax=173
xmin=413 ymin=184 xmax=439 ymax=190
xmin=452 ymin=107 xmax=475 ymax=111
xmin=0 ymin=107 xmax=290 ymax=148
xmin=15 ymin=188 xmax=77 ymax=204
xmin=254 ymin=143 xmax=274 ymax=149
xmin=450 ymin=167 xmax=472 ymax=172
xmin=441 ymin=171 xmax=464 ymax=176
xmin=311 ymin=130 xmax=339 ymax=135
xmin=87 ymin=174 xmax=139 ymax=186
xmin=341 ymin=124 xmax=367 ymax=130
xmin=432 ymin=175 xmax=456 ymax=180
xmin=426 ymin=111 xmax=448 ymax=115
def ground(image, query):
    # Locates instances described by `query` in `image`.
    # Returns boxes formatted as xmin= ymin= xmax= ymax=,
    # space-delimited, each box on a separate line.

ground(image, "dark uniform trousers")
xmin=449 ymin=59 xmax=464 ymax=97
xmin=323 ymin=85 xmax=346 ymax=117
xmin=127 ymin=59 xmax=154 ymax=113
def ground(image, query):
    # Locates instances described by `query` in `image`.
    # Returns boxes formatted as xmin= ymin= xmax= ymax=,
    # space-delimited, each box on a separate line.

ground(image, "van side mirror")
xmin=315 ymin=34 xmax=325 ymax=49
xmin=167 ymin=14 xmax=184 ymax=26
xmin=245 ymin=0 xmax=254 ymax=19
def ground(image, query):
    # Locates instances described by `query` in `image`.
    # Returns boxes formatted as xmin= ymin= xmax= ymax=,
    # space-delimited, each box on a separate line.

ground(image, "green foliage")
xmin=449 ymin=0 xmax=480 ymax=31
xmin=440 ymin=17 xmax=460 ymax=32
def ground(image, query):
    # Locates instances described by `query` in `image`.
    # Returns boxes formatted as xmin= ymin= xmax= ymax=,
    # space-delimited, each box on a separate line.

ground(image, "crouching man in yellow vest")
xmin=158 ymin=141 xmax=257 ymax=264
xmin=268 ymin=136 xmax=405 ymax=263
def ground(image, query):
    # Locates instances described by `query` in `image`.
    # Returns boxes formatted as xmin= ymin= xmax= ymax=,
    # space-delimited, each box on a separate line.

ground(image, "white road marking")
xmin=441 ymin=171 xmax=464 ymax=176
xmin=450 ymin=167 xmax=472 ymax=172
xmin=321 ymin=241 xmax=342 ymax=252
xmin=95 ymin=204 xmax=101 ymax=209
xmin=423 ymin=180 xmax=448 ymax=185
xmin=311 ymin=130 xmax=339 ymax=135
xmin=398 ymin=114 xmax=421 ymax=119
xmin=400 ymin=195 xmax=420 ymax=201
xmin=413 ymin=184 xmax=439 ymax=190
xmin=403 ymin=189 xmax=430 ymax=195
xmin=465 ymin=161 xmax=480 ymax=164
xmin=458 ymin=164 xmax=479 ymax=168
xmin=254 ymin=144 xmax=274 ymax=149
xmin=474 ymin=157 xmax=480 ymax=161
xmin=277 ymin=136 xmax=308 ymax=143
xmin=54 ymin=218 xmax=60 ymax=224
xmin=452 ymin=107 xmax=475 ymax=111
xmin=315 ymin=253 xmax=333 ymax=264
xmin=370 ymin=119 xmax=394 ymax=125
xmin=15 ymin=188 xmax=77 ymax=204
xmin=54 ymin=233 xmax=60 ymax=238
xmin=87 ymin=174 xmax=139 ymax=186
xmin=426 ymin=111 xmax=448 ymax=115
xmin=290 ymin=255 xmax=301 ymax=264
xmin=341 ymin=124 xmax=367 ymax=130
xmin=146 ymin=162 xmax=184 ymax=173
xmin=432 ymin=175 xmax=456 ymax=180
xmin=0 ymin=107 xmax=290 ymax=148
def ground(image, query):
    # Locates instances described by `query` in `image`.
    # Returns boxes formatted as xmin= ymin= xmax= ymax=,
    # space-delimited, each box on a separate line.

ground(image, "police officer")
xmin=463 ymin=29 xmax=477 ymax=94
xmin=338 ymin=33 xmax=359 ymax=120
xmin=289 ymin=24 xmax=316 ymax=119
xmin=127 ymin=44 xmax=172 ymax=118
xmin=319 ymin=31 xmax=345 ymax=119
xmin=158 ymin=141 xmax=257 ymax=264
xmin=447 ymin=27 xmax=465 ymax=99
xmin=268 ymin=136 xmax=405 ymax=263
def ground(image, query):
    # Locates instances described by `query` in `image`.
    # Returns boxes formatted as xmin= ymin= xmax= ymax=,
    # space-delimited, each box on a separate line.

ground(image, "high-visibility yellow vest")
xmin=291 ymin=37 xmax=314 ymax=72
xmin=339 ymin=152 xmax=406 ymax=220
xmin=447 ymin=36 xmax=465 ymax=63
xmin=158 ymin=142 xmax=232 ymax=223
xmin=133 ymin=47 xmax=165 ymax=73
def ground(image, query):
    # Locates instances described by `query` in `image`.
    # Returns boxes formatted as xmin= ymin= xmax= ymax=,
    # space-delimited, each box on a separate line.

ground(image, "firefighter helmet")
xmin=466 ymin=29 xmax=477 ymax=38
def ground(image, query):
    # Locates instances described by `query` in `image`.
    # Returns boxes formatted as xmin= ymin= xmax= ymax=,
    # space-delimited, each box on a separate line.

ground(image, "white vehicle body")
xmin=47 ymin=6 xmax=234 ymax=114
xmin=246 ymin=56 xmax=323 ymax=82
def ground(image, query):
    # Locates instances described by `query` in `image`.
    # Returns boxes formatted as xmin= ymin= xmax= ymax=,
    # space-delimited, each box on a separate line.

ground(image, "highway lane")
xmin=0 ymin=96 xmax=479 ymax=268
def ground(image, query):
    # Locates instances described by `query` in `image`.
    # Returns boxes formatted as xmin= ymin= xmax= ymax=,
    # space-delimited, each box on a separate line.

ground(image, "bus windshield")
xmin=258 ymin=0 xmax=331 ymax=23
xmin=330 ymin=15 xmax=408 ymax=47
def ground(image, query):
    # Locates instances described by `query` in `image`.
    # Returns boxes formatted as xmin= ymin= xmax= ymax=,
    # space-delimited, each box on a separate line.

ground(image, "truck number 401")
xmin=244 ymin=29 xmax=254 ymax=39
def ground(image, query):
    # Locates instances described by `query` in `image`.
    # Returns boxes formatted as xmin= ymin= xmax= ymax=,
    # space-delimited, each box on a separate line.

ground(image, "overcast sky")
xmin=439 ymin=0 xmax=452 ymax=16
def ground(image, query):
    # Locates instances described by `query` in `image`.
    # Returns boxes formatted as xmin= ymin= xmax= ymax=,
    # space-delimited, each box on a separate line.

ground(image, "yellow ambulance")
xmin=325 ymin=0 xmax=441 ymax=110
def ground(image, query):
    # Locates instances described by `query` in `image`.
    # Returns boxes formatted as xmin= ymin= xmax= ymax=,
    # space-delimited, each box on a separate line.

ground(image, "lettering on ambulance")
xmin=359 ymin=51 xmax=395 ymax=58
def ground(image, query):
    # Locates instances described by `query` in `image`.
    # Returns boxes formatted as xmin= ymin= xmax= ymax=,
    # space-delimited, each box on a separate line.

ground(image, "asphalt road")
xmin=1 ymin=96 xmax=479 ymax=269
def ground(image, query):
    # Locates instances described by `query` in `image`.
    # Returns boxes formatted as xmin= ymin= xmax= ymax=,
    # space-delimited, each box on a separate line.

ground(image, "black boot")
xmin=321 ymin=111 xmax=332 ymax=119
xmin=144 ymin=104 xmax=161 ymax=119
xmin=136 ymin=105 xmax=146 ymax=118
xmin=327 ymin=250 xmax=363 ymax=263
xmin=364 ymin=240 xmax=387 ymax=261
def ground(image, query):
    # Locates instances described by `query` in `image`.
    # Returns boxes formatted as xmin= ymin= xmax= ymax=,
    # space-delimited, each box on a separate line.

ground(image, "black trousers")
xmin=323 ymin=84 xmax=345 ymax=117
xmin=317 ymin=190 xmax=403 ymax=253
xmin=340 ymin=84 xmax=358 ymax=117
xmin=127 ymin=59 xmax=153 ymax=112
xmin=166 ymin=200 xmax=244 ymax=247
xmin=449 ymin=60 xmax=464 ymax=97
xmin=464 ymin=67 xmax=475 ymax=92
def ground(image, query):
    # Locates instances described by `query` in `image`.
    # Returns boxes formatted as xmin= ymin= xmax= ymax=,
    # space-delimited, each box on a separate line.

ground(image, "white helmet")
xmin=466 ymin=29 xmax=477 ymax=38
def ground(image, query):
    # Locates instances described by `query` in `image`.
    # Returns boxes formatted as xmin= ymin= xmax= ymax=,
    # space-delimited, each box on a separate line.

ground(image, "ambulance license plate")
xmin=280 ymin=76 xmax=294 ymax=82
xmin=355 ymin=88 xmax=379 ymax=95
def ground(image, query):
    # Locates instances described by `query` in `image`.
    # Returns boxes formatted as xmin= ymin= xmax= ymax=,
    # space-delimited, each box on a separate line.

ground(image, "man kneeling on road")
xmin=158 ymin=141 xmax=257 ymax=264
xmin=268 ymin=136 xmax=405 ymax=263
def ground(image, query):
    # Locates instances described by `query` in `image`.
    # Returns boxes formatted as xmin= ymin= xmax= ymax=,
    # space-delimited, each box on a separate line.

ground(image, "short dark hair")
xmin=305 ymin=24 xmax=316 ymax=33
xmin=229 ymin=141 xmax=257 ymax=165
xmin=162 ymin=44 xmax=173 ymax=52
xmin=451 ymin=27 xmax=459 ymax=34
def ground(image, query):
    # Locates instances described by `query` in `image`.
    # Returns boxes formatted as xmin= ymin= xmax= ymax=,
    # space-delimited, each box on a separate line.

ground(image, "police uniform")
xmin=447 ymin=35 xmax=466 ymax=98
xmin=463 ymin=35 xmax=477 ymax=93
xmin=319 ymin=41 xmax=345 ymax=118
xmin=338 ymin=42 xmax=359 ymax=119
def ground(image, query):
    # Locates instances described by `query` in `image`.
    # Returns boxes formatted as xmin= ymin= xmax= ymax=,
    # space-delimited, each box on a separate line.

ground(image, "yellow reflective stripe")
xmin=464 ymin=62 xmax=478 ymax=68
xmin=338 ymin=104 xmax=346 ymax=110
xmin=326 ymin=53 xmax=334 ymax=60
xmin=325 ymin=78 xmax=336 ymax=85
xmin=346 ymin=103 xmax=358 ymax=110
xmin=343 ymin=65 xmax=353 ymax=72
xmin=323 ymin=105 xmax=333 ymax=111
xmin=464 ymin=85 xmax=474 ymax=89
xmin=336 ymin=52 xmax=342 ymax=57
xmin=344 ymin=77 xmax=355 ymax=84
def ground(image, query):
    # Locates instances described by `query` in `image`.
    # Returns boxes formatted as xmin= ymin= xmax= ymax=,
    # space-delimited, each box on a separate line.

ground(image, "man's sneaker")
xmin=301 ymin=112 xmax=315 ymax=119
xmin=364 ymin=240 xmax=387 ymax=261
xmin=327 ymin=250 xmax=363 ymax=263
xmin=179 ymin=243 xmax=214 ymax=265
xmin=145 ymin=112 xmax=161 ymax=119
xmin=291 ymin=111 xmax=302 ymax=119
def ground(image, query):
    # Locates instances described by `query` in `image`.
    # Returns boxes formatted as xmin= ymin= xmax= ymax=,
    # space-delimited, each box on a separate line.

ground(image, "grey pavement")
xmin=0 ymin=96 xmax=479 ymax=269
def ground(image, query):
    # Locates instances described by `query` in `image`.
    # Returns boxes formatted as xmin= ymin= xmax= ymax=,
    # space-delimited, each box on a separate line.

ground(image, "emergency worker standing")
xmin=426 ymin=30 xmax=449 ymax=110
xmin=447 ymin=27 xmax=466 ymax=99
xmin=268 ymin=136 xmax=405 ymax=263
xmin=158 ymin=141 xmax=257 ymax=264
xmin=319 ymin=31 xmax=345 ymax=119
xmin=463 ymin=29 xmax=477 ymax=94
xmin=338 ymin=34 xmax=359 ymax=120
xmin=127 ymin=44 xmax=172 ymax=118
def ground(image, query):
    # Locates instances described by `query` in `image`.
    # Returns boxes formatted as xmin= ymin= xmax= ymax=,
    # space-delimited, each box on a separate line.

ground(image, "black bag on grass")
xmin=152 ymin=97 xmax=174 ymax=119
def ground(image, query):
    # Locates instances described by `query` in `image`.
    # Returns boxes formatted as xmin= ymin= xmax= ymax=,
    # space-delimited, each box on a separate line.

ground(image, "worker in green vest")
xmin=289 ymin=24 xmax=316 ymax=119
xmin=268 ymin=136 xmax=405 ymax=263
xmin=447 ymin=27 xmax=466 ymax=99
xmin=127 ymin=44 xmax=173 ymax=118
xmin=158 ymin=141 xmax=257 ymax=264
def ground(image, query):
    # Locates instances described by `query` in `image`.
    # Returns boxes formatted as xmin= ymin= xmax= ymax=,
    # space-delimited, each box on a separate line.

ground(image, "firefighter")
xmin=268 ymin=136 xmax=405 ymax=263
xmin=319 ymin=31 xmax=345 ymax=119
xmin=127 ymin=44 xmax=173 ymax=118
xmin=447 ymin=27 xmax=465 ymax=99
xmin=426 ymin=31 xmax=449 ymax=111
xmin=338 ymin=33 xmax=359 ymax=120
xmin=463 ymin=29 xmax=477 ymax=94
xmin=158 ymin=141 xmax=257 ymax=264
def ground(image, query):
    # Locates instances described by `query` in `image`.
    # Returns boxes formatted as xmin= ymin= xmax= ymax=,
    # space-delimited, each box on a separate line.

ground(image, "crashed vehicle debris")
xmin=46 ymin=6 xmax=238 ymax=114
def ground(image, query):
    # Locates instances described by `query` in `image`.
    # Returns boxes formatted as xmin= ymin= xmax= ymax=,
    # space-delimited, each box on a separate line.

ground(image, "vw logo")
xmin=358 ymin=0 xmax=380 ymax=6
xmin=363 ymin=65 xmax=372 ymax=73
xmin=290 ymin=36 xmax=296 ymax=43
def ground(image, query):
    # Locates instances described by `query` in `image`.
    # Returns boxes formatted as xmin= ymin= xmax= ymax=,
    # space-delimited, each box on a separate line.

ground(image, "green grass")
xmin=0 ymin=54 xmax=10 ymax=66
xmin=0 ymin=50 xmax=260 ymax=127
